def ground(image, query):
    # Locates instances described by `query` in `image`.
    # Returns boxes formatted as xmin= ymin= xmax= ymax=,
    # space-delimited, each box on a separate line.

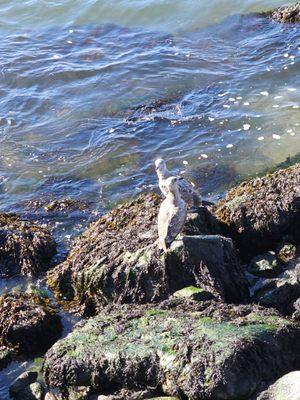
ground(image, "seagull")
xmin=158 ymin=176 xmax=187 ymax=252
xmin=155 ymin=158 xmax=201 ymax=207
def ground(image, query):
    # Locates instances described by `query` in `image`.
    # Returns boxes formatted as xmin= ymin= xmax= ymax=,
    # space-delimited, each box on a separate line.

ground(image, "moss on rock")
xmin=0 ymin=213 xmax=56 ymax=277
xmin=47 ymin=192 xmax=248 ymax=315
xmin=0 ymin=292 xmax=62 ymax=367
xmin=213 ymin=164 xmax=300 ymax=259
xmin=43 ymin=301 xmax=300 ymax=400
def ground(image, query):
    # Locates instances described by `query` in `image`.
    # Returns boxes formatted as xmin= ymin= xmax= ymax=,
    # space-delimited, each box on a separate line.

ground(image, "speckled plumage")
xmin=155 ymin=159 xmax=201 ymax=207
xmin=158 ymin=176 xmax=187 ymax=252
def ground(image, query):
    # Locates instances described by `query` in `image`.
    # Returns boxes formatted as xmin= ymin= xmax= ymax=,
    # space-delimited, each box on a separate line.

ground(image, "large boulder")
xmin=213 ymin=164 xmax=300 ymax=259
xmin=0 ymin=213 xmax=56 ymax=277
xmin=47 ymin=193 xmax=248 ymax=316
xmin=0 ymin=292 xmax=62 ymax=369
xmin=43 ymin=301 xmax=300 ymax=400
xmin=257 ymin=371 xmax=300 ymax=400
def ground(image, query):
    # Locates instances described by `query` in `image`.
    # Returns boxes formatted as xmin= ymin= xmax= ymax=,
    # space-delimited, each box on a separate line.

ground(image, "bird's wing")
xmin=166 ymin=202 xmax=187 ymax=243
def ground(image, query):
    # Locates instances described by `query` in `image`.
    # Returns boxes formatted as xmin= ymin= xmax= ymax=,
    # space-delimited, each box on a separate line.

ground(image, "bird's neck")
xmin=169 ymin=189 xmax=180 ymax=206
xmin=157 ymin=169 xmax=170 ymax=180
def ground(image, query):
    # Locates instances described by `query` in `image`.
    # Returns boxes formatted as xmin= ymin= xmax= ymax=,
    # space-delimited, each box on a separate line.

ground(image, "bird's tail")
xmin=158 ymin=238 xmax=168 ymax=252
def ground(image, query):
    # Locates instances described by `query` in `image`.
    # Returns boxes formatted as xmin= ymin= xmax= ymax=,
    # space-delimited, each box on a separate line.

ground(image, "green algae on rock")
xmin=173 ymin=286 xmax=214 ymax=301
xmin=0 ymin=213 xmax=57 ymax=277
xmin=213 ymin=164 xmax=300 ymax=259
xmin=47 ymin=193 xmax=248 ymax=315
xmin=0 ymin=292 xmax=62 ymax=369
xmin=43 ymin=301 xmax=300 ymax=400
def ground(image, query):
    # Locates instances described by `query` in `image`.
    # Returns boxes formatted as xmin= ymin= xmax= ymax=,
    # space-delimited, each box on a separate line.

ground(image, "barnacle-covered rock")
xmin=0 ymin=213 xmax=56 ymax=277
xmin=43 ymin=301 xmax=300 ymax=400
xmin=47 ymin=193 xmax=248 ymax=316
xmin=268 ymin=3 xmax=300 ymax=23
xmin=213 ymin=164 xmax=300 ymax=259
xmin=0 ymin=292 xmax=62 ymax=369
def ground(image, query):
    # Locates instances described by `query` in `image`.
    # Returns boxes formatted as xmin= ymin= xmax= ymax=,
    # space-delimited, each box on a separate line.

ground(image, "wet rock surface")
xmin=268 ymin=3 xmax=300 ymax=23
xmin=47 ymin=193 xmax=248 ymax=315
xmin=43 ymin=301 xmax=300 ymax=400
xmin=213 ymin=164 xmax=300 ymax=260
xmin=0 ymin=292 xmax=62 ymax=366
xmin=0 ymin=213 xmax=57 ymax=277
xmin=25 ymin=198 xmax=91 ymax=213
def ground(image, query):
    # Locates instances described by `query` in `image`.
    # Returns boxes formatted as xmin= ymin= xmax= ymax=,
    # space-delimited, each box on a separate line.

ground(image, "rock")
xmin=45 ymin=393 xmax=59 ymax=400
xmin=268 ymin=3 xmax=300 ymax=23
xmin=29 ymin=382 xmax=44 ymax=400
xmin=248 ymin=251 xmax=281 ymax=278
xmin=0 ymin=348 xmax=11 ymax=371
xmin=0 ymin=213 xmax=56 ymax=277
xmin=213 ymin=164 xmax=300 ymax=260
xmin=171 ymin=235 xmax=249 ymax=304
xmin=47 ymin=193 xmax=248 ymax=315
xmin=9 ymin=371 xmax=38 ymax=397
xmin=277 ymin=243 xmax=297 ymax=264
xmin=25 ymin=197 xmax=91 ymax=213
xmin=257 ymin=371 xmax=300 ymax=400
xmin=253 ymin=261 xmax=300 ymax=314
xmin=0 ymin=292 xmax=62 ymax=360
xmin=43 ymin=302 xmax=300 ymax=400
xmin=173 ymin=286 xmax=214 ymax=301
xmin=293 ymin=298 xmax=300 ymax=320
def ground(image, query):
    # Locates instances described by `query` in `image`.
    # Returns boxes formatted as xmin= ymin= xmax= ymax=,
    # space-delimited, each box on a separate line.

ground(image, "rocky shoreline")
xmin=1 ymin=157 xmax=298 ymax=400
xmin=1 ymin=4 xmax=300 ymax=400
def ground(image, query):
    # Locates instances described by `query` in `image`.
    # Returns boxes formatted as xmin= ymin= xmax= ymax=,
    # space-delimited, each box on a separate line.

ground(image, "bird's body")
xmin=158 ymin=176 xmax=187 ymax=252
xmin=155 ymin=159 xmax=201 ymax=207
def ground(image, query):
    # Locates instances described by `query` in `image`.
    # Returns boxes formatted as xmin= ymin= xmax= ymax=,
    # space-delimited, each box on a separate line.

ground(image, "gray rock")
xmin=257 ymin=371 xmax=300 ymax=400
xmin=254 ymin=262 xmax=300 ymax=314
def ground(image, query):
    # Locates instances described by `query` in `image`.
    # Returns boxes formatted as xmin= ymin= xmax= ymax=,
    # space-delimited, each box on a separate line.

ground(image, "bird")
xmin=155 ymin=158 xmax=201 ymax=207
xmin=158 ymin=176 xmax=187 ymax=252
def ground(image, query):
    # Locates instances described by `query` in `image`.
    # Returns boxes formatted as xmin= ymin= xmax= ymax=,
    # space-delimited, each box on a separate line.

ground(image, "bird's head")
xmin=155 ymin=158 xmax=167 ymax=173
xmin=165 ymin=176 xmax=179 ymax=192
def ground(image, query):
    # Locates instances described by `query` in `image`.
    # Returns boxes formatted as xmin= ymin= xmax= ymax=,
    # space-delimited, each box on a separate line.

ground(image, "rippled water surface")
xmin=0 ymin=0 xmax=299 ymax=398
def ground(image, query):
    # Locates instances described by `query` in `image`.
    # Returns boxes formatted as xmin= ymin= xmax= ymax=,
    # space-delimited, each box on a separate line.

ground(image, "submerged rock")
xmin=43 ymin=302 xmax=300 ymax=400
xmin=25 ymin=197 xmax=91 ymax=213
xmin=47 ymin=193 xmax=248 ymax=315
xmin=269 ymin=3 xmax=300 ymax=23
xmin=0 ymin=292 xmax=62 ymax=366
xmin=213 ymin=164 xmax=300 ymax=259
xmin=257 ymin=371 xmax=300 ymax=400
xmin=0 ymin=213 xmax=56 ymax=277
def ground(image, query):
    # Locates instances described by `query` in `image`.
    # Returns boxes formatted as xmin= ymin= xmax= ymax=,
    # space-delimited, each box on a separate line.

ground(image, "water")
xmin=0 ymin=0 xmax=299 ymax=398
